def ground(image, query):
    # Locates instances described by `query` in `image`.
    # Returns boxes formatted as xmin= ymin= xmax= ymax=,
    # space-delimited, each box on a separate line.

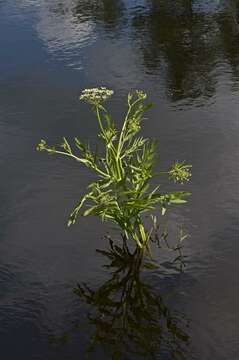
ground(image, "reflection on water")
xmin=73 ymin=0 xmax=126 ymax=31
xmin=36 ymin=1 xmax=96 ymax=69
xmin=53 ymin=239 xmax=189 ymax=359
xmin=33 ymin=0 xmax=126 ymax=69
xmin=31 ymin=0 xmax=239 ymax=102
xmin=131 ymin=1 xmax=219 ymax=103
xmin=2 ymin=0 xmax=239 ymax=359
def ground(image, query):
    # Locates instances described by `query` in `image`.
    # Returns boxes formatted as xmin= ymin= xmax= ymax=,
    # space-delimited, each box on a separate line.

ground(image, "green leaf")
xmin=170 ymin=199 xmax=187 ymax=204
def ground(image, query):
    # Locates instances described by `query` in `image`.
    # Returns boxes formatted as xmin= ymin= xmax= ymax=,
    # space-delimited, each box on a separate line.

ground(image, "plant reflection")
xmin=72 ymin=238 xmax=189 ymax=359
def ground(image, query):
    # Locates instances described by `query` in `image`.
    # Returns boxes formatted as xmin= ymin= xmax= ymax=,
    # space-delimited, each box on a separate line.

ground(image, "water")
xmin=1 ymin=0 xmax=239 ymax=358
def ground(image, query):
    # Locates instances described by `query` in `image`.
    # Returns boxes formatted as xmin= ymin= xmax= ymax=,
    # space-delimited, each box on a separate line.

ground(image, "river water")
xmin=1 ymin=0 xmax=239 ymax=359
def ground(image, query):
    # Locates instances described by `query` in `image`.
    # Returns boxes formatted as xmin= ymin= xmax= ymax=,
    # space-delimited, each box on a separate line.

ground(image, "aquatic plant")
xmin=37 ymin=88 xmax=191 ymax=249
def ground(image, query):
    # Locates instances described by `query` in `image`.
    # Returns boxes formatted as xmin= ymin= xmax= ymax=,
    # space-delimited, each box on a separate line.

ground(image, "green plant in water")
xmin=37 ymin=87 xmax=191 ymax=249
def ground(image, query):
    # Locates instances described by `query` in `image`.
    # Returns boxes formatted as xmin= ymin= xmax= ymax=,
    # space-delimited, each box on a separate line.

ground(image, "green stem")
xmin=46 ymin=149 xmax=109 ymax=178
xmin=154 ymin=171 xmax=170 ymax=177
xmin=117 ymin=97 xmax=142 ymax=156
xmin=96 ymin=106 xmax=105 ymax=135
xmin=95 ymin=106 xmax=122 ymax=181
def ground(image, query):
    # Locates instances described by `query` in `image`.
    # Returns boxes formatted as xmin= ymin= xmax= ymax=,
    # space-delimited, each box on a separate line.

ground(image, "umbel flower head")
xmin=80 ymin=87 xmax=114 ymax=106
xmin=169 ymin=162 xmax=192 ymax=184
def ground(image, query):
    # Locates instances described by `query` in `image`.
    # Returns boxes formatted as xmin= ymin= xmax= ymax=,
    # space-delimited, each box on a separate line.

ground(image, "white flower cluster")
xmin=135 ymin=90 xmax=147 ymax=100
xmin=80 ymin=87 xmax=114 ymax=105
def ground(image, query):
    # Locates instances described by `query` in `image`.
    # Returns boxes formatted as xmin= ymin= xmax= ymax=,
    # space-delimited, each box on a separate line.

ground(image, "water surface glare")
xmin=1 ymin=0 xmax=239 ymax=359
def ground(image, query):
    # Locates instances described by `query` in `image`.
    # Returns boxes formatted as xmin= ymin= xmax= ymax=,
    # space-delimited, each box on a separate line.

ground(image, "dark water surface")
xmin=1 ymin=0 xmax=239 ymax=359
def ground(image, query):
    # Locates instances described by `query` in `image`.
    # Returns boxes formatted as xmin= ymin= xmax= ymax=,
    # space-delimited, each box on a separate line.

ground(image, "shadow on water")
xmin=51 ymin=237 xmax=190 ymax=359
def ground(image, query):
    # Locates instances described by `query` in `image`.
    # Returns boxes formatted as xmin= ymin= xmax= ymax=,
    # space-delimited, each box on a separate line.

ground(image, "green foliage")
xmin=37 ymin=88 xmax=191 ymax=249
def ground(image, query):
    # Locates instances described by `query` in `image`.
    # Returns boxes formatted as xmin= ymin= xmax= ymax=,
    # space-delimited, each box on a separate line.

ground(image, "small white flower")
xmin=80 ymin=87 xmax=114 ymax=105
xmin=135 ymin=90 xmax=147 ymax=100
